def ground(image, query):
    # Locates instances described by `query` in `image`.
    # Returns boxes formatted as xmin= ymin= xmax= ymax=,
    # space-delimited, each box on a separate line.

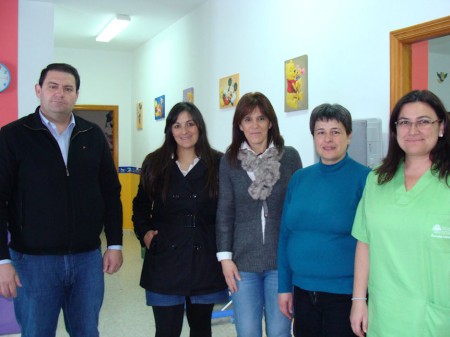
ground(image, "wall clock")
xmin=0 ymin=63 xmax=11 ymax=93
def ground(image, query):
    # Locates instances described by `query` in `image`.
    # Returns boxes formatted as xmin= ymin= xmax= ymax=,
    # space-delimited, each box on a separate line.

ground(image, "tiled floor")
xmin=1 ymin=231 xmax=237 ymax=337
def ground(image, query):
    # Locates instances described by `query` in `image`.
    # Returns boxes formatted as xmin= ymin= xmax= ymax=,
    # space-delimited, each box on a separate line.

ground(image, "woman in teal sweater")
xmin=278 ymin=104 xmax=370 ymax=337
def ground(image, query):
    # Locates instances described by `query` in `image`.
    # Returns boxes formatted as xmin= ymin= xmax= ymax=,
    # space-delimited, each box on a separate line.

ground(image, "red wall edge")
xmin=411 ymin=40 xmax=428 ymax=90
xmin=0 ymin=0 xmax=19 ymax=127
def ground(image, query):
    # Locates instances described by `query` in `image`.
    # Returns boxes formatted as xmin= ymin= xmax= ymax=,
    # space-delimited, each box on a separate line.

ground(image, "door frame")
xmin=390 ymin=15 xmax=450 ymax=111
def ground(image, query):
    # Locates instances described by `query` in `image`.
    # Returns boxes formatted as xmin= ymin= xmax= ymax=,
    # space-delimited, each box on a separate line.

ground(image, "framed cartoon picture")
xmin=183 ymin=87 xmax=194 ymax=103
xmin=219 ymin=73 xmax=240 ymax=109
xmin=154 ymin=95 xmax=165 ymax=120
xmin=285 ymin=55 xmax=308 ymax=112
xmin=136 ymin=102 xmax=143 ymax=129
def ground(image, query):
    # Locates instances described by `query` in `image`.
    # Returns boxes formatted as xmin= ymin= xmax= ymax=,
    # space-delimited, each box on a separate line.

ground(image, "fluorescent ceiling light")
xmin=96 ymin=15 xmax=131 ymax=42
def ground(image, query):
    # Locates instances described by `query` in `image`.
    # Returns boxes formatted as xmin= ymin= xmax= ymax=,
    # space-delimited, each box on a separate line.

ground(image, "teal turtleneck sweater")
xmin=278 ymin=154 xmax=370 ymax=294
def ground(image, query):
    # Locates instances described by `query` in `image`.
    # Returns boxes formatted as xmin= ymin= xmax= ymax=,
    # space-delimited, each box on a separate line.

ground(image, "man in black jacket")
xmin=0 ymin=63 xmax=123 ymax=337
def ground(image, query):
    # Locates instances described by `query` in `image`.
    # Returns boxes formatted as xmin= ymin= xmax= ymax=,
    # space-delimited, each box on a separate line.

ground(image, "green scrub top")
xmin=352 ymin=165 xmax=450 ymax=337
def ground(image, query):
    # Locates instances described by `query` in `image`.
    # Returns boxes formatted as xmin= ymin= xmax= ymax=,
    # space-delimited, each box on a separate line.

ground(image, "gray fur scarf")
xmin=238 ymin=146 xmax=284 ymax=200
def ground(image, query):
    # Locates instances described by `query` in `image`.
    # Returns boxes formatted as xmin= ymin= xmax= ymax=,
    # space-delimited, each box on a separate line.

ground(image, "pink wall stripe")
xmin=0 ymin=0 xmax=19 ymax=126
xmin=411 ymin=40 xmax=428 ymax=90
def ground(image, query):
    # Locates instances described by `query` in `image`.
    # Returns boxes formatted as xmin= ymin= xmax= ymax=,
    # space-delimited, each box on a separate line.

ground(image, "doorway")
xmin=390 ymin=15 xmax=450 ymax=110
xmin=73 ymin=104 xmax=118 ymax=170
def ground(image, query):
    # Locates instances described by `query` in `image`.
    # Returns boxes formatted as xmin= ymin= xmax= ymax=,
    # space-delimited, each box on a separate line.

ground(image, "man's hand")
xmin=0 ymin=263 xmax=22 ymax=298
xmin=102 ymin=249 xmax=123 ymax=274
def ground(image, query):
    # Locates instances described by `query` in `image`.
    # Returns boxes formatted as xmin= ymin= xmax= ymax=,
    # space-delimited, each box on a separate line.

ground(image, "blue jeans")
xmin=231 ymin=270 xmax=291 ymax=337
xmin=10 ymin=249 xmax=104 ymax=337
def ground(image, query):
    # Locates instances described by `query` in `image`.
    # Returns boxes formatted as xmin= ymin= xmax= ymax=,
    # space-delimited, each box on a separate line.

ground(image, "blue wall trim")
xmin=118 ymin=166 xmax=141 ymax=174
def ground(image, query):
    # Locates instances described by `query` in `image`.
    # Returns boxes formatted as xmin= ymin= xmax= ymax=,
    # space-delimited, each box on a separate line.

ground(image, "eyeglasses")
xmin=395 ymin=119 xmax=442 ymax=130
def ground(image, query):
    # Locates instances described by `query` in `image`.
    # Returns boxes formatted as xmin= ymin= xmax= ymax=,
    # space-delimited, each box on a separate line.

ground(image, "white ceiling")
xmin=24 ymin=1 xmax=450 ymax=55
xmin=26 ymin=0 xmax=209 ymax=52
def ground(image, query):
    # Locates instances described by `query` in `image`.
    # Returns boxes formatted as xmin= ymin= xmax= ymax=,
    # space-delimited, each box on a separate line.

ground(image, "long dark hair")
xmin=226 ymin=92 xmax=284 ymax=167
xmin=376 ymin=90 xmax=450 ymax=185
xmin=140 ymin=102 xmax=220 ymax=201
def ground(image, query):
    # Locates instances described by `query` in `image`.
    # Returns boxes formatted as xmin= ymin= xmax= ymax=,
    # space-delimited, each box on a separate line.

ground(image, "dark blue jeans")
xmin=293 ymin=286 xmax=355 ymax=337
xmin=11 ymin=249 xmax=104 ymax=337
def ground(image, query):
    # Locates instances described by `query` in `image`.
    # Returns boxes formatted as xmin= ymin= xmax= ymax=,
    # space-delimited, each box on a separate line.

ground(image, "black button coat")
xmin=133 ymin=156 xmax=227 ymax=296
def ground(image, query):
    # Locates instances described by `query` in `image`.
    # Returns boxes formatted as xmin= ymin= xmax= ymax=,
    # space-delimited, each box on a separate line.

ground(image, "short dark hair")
xmin=376 ymin=89 xmax=450 ymax=185
xmin=38 ymin=63 xmax=80 ymax=92
xmin=309 ymin=103 xmax=352 ymax=135
xmin=227 ymin=92 xmax=284 ymax=167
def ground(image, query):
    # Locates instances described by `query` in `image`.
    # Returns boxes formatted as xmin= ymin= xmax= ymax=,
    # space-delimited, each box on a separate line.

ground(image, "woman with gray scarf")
xmin=216 ymin=92 xmax=302 ymax=337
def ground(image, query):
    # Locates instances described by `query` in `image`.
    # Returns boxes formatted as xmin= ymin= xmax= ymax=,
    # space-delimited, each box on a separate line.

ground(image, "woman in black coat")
xmin=133 ymin=102 xmax=227 ymax=337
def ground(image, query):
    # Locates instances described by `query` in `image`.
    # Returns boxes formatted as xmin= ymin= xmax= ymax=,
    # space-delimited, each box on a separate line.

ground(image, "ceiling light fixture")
xmin=96 ymin=15 xmax=131 ymax=42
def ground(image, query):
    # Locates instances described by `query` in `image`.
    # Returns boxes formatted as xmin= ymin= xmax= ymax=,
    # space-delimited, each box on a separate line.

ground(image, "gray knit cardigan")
xmin=216 ymin=146 xmax=302 ymax=272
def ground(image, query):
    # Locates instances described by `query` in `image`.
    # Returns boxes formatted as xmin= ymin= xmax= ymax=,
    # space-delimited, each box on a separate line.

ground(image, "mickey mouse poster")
xmin=219 ymin=73 xmax=240 ymax=109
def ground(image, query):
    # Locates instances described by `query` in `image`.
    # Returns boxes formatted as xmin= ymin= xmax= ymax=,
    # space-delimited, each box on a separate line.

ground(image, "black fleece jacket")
xmin=0 ymin=107 xmax=122 ymax=260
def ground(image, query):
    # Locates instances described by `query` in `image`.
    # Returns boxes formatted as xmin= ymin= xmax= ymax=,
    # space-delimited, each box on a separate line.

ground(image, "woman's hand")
xmin=350 ymin=300 xmax=368 ymax=337
xmin=220 ymin=259 xmax=240 ymax=293
xmin=143 ymin=230 xmax=158 ymax=249
xmin=278 ymin=292 xmax=293 ymax=320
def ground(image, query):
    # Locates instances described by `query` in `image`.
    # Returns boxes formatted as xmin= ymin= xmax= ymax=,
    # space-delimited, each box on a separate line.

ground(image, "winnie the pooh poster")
xmin=285 ymin=55 xmax=308 ymax=112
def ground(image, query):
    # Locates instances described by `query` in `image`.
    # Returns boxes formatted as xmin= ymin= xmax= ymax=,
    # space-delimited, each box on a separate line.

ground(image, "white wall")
xmin=429 ymin=52 xmax=450 ymax=110
xmin=19 ymin=1 xmax=134 ymax=166
xmin=18 ymin=0 xmax=54 ymax=117
xmin=131 ymin=0 xmax=450 ymax=167
xmin=20 ymin=0 xmax=450 ymax=168
xmin=54 ymin=48 xmax=133 ymax=165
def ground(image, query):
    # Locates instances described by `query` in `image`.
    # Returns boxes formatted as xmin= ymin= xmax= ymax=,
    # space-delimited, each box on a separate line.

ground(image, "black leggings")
xmin=152 ymin=297 xmax=214 ymax=337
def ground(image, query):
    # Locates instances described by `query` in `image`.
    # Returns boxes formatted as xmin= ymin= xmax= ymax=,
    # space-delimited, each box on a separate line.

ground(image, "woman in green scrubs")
xmin=350 ymin=90 xmax=450 ymax=337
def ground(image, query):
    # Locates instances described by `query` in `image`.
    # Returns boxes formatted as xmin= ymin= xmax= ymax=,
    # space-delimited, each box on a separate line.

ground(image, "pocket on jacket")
xmin=422 ymin=302 xmax=450 ymax=337
xmin=148 ymin=233 xmax=180 ymax=258
xmin=425 ymin=213 xmax=450 ymax=305
xmin=232 ymin=220 xmax=259 ymax=259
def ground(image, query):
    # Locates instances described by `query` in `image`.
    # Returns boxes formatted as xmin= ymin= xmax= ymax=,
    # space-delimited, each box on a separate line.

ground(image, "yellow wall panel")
xmin=119 ymin=172 xmax=140 ymax=230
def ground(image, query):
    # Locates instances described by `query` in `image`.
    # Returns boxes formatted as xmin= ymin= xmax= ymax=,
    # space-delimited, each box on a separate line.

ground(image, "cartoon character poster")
xmin=154 ymin=95 xmax=165 ymax=120
xmin=284 ymin=55 xmax=308 ymax=112
xmin=219 ymin=74 xmax=240 ymax=109
xmin=183 ymin=87 xmax=194 ymax=103
xmin=136 ymin=102 xmax=143 ymax=129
